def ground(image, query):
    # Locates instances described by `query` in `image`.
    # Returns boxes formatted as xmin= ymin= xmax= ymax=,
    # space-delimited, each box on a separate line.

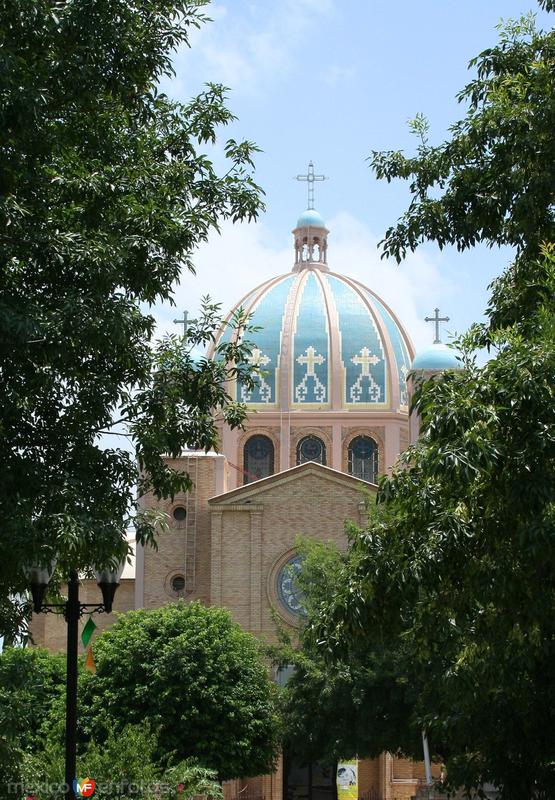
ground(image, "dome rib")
xmin=313 ymin=268 xmax=343 ymax=409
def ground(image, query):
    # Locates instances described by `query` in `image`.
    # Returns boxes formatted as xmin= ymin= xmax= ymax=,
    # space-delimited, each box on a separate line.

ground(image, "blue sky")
xmin=156 ymin=0 xmax=551 ymax=351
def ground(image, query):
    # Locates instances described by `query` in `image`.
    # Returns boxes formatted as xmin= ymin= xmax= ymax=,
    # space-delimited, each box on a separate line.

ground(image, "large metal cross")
xmin=424 ymin=307 xmax=450 ymax=344
xmin=295 ymin=160 xmax=328 ymax=210
xmin=173 ymin=309 xmax=196 ymax=339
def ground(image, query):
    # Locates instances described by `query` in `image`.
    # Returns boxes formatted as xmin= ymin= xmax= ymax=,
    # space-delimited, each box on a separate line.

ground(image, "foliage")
xmin=286 ymin=7 xmax=555 ymax=788
xmin=20 ymin=723 xmax=222 ymax=800
xmin=0 ymin=646 xmax=65 ymax=798
xmin=162 ymin=759 xmax=222 ymax=800
xmin=0 ymin=641 xmax=225 ymax=799
xmin=270 ymin=539 xmax=418 ymax=767
xmin=370 ymin=5 xmax=555 ymax=332
xmin=310 ymin=8 xmax=555 ymax=795
xmin=306 ymin=248 xmax=555 ymax=798
xmin=77 ymin=602 xmax=280 ymax=781
xmin=0 ymin=0 xmax=263 ymax=640
xmin=0 ymin=646 xmax=65 ymax=754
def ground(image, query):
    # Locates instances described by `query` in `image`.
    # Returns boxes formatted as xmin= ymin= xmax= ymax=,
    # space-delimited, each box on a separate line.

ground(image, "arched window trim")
xmin=296 ymin=435 xmax=327 ymax=466
xmin=243 ymin=434 xmax=275 ymax=485
xmin=347 ymin=435 xmax=378 ymax=483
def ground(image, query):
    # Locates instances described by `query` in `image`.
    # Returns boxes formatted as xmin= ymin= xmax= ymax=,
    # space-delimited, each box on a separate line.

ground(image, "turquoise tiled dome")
xmin=213 ymin=268 xmax=414 ymax=412
xmin=412 ymin=343 xmax=462 ymax=371
xmin=296 ymin=209 xmax=326 ymax=228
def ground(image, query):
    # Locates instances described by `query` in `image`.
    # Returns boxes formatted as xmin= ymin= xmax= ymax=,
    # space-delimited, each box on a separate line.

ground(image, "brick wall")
xmin=142 ymin=454 xmax=222 ymax=609
xmin=210 ymin=466 xmax=375 ymax=640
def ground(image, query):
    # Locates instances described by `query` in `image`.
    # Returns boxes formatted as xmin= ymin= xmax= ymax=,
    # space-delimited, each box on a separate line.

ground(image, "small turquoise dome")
xmin=296 ymin=209 xmax=326 ymax=228
xmin=412 ymin=343 xmax=462 ymax=371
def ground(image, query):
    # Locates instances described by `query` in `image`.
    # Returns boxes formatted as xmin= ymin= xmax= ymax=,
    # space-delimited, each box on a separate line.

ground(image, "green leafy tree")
xmin=0 ymin=0 xmax=263 ymax=640
xmin=0 ymin=646 xmax=66 ymax=796
xmin=0 ymin=647 xmax=66 ymax=754
xmin=77 ymin=602 xmax=280 ymax=781
xmin=0 ymin=642 xmax=225 ymax=800
xmin=20 ymin=722 xmax=223 ymax=800
xmin=300 ymin=6 xmax=555 ymax=797
xmin=270 ymin=540 xmax=417 ymax=769
xmin=371 ymin=5 xmax=555 ymax=332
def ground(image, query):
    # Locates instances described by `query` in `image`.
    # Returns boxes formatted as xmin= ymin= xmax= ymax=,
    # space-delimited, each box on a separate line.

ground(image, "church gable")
xmin=208 ymin=462 xmax=375 ymax=636
xmin=209 ymin=460 xmax=376 ymax=507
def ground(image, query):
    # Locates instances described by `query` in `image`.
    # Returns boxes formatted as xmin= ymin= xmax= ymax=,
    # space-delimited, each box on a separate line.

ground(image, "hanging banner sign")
xmin=337 ymin=760 xmax=358 ymax=800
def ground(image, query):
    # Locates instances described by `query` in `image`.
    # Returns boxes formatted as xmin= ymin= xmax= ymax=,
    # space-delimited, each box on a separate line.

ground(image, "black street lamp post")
xmin=25 ymin=561 xmax=124 ymax=800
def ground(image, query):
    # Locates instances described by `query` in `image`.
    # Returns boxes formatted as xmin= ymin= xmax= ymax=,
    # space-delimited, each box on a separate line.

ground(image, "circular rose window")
xmin=276 ymin=555 xmax=306 ymax=618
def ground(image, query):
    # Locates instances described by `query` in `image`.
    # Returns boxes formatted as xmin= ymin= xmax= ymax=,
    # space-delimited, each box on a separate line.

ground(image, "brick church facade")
xmin=34 ymin=203 xmax=457 ymax=800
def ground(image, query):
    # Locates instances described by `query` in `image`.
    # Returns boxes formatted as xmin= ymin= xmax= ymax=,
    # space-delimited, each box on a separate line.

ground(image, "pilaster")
xmin=134 ymin=540 xmax=145 ymax=609
xmin=210 ymin=510 xmax=223 ymax=606
xmin=384 ymin=424 xmax=401 ymax=473
xmin=249 ymin=510 xmax=263 ymax=631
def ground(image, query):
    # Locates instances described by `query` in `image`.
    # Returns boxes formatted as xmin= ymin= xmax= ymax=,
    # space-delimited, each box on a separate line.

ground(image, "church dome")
xmin=213 ymin=212 xmax=414 ymax=412
xmin=412 ymin=343 xmax=462 ymax=371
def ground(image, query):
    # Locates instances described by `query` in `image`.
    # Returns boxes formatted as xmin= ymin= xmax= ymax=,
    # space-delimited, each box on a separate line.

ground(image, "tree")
xmin=302 ymin=6 xmax=555 ymax=797
xmin=20 ymin=722 xmax=224 ymax=800
xmin=306 ymin=250 xmax=555 ymax=798
xmin=0 ymin=644 xmax=227 ymax=800
xmin=270 ymin=540 xmax=417 ymax=769
xmin=0 ymin=0 xmax=263 ymax=640
xmin=77 ymin=602 xmax=280 ymax=781
xmin=0 ymin=646 xmax=66 ymax=797
xmin=371 ymin=6 xmax=555 ymax=331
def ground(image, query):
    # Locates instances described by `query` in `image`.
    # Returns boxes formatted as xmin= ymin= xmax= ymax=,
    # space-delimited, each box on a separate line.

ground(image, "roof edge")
xmin=209 ymin=460 xmax=377 ymax=505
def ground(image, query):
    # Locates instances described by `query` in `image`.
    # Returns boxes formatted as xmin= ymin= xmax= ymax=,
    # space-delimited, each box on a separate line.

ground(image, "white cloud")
xmin=162 ymin=0 xmax=337 ymax=99
xmin=154 ymin=211 xmax=455 ymax=353
xmin=325 ymin=64 xmax=356 ymax=87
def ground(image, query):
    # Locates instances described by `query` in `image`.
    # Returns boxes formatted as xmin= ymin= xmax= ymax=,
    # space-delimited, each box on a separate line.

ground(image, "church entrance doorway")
xmin=283 ymin=755 xmax=337 ymax=800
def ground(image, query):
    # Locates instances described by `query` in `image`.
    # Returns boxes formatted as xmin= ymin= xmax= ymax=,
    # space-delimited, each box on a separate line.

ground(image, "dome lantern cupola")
xmin=292 ymin=208 xmax=329 ymax=271
xmin=293 ymin=160 xmax=329 ymax=271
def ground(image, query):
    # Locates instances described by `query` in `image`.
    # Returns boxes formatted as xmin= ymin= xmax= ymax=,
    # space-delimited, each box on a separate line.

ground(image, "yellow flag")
xmin=85 ymin=643 xmax=96 ymax=674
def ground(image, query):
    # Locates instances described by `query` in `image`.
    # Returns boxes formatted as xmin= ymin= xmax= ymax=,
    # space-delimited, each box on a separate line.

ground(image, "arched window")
xmin=348 ymin=435 xmax=378 ymax=482
xmin=296 ymin=435 xmax=326 ymax=465
xmin=243 ymin=435 xmax=274 ymax=484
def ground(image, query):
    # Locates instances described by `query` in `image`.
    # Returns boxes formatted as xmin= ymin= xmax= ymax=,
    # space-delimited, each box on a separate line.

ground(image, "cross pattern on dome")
xmin=350 ymin=346 xmax=382 ymax=403
xmin=295 ymin=346 xmax=326 ymax=403
xmin=247 ymin=347 xmax=270 ymax=368
xmin=351 ymin=346 xmax=380 ymax=374
xmin=297 ymin=345 xmax=324 ymax=375
xmin=241 ymin=346 xmax=272 ymax=403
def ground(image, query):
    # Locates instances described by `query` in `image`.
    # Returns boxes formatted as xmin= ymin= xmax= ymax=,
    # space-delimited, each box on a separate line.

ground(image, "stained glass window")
xmin=243 ymin=434 xmax=274 ymax=484
xmin=296 ymin=435 xmax=326 ymax=465
xmin=277 ymin=555 xmax=306 ymax=618
xmin=348 ymin=435 xmax=378 ymax=482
